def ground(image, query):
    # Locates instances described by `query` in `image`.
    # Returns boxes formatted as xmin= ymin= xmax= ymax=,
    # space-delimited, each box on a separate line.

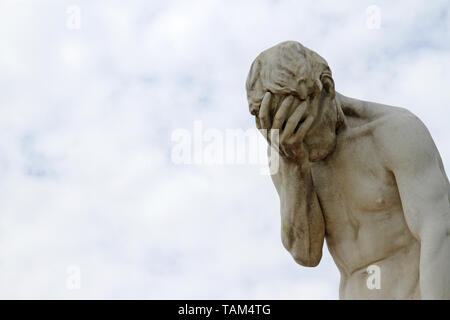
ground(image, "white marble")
xmin=246 ymin=41 xmax=450 ymax=299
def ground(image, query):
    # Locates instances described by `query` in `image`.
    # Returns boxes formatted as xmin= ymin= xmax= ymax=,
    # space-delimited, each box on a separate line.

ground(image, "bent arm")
xmin=271 ymin=150 xmax=325 ymax=267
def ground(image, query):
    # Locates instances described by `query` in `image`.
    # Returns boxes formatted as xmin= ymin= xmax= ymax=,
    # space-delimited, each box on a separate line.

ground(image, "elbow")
xmin=291 ymin=250 xmax=322 ymax=267
xmin=282 ymin=234 xmax=322 ymax=267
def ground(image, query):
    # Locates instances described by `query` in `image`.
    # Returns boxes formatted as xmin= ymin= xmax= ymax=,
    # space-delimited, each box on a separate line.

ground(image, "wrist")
xmin=279 ymin=154 xmax=310 ymax=177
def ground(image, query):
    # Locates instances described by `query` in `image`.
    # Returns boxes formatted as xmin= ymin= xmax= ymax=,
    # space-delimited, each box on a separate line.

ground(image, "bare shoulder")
xmin=370 ymin=106 xmax=439 ymax=171
xmin=337 ymin=93 xmax=443 ymax=171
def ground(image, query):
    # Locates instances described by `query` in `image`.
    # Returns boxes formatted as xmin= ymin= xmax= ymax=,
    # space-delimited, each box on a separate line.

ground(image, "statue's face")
xmin=266 ymin=85 xmax=338 ymax=162
xmin=246 ymin=41 xmax=339 ymax=162
xmin=302 ymin=89 xmax=338 ymax=162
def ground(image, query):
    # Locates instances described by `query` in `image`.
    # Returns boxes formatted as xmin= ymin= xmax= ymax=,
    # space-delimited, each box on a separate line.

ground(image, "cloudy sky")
xmin=0 ymin=0 xmax=449 ymax=299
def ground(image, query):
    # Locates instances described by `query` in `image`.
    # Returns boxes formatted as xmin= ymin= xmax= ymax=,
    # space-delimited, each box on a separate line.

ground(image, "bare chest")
xmin=309 ymin=135 xmax=413 ymax=272
xmin=311 ymin=135 xmax=400 ymax=219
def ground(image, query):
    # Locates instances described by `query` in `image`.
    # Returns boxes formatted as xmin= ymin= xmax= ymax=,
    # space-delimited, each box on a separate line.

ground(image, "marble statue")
xmin=246 ymin=41 xmax=450 ymax=299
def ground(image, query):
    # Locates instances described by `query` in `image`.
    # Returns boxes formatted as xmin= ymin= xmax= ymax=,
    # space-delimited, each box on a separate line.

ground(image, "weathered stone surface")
xmin=246 ymin=41 xmax=450 ymax=300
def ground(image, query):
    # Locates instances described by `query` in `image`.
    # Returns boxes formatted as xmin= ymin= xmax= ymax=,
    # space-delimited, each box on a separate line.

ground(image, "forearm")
xmin=272 ymin=156 xmax=325 ymax=267
xmin=420 ymin=226 xmax=450 ymax=299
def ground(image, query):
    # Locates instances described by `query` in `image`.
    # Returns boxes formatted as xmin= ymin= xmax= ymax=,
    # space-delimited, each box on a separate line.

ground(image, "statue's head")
xmin=246 ymin=41 xmax=340 ymax=161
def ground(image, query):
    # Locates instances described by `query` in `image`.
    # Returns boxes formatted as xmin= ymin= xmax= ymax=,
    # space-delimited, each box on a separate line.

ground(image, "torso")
xmin=310 ymin=102 xmax=421 ymax=299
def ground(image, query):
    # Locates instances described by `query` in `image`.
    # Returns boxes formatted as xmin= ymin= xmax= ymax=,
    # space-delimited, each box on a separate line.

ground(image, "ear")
xmin=320 ymin=73 xmax=335 ymax=99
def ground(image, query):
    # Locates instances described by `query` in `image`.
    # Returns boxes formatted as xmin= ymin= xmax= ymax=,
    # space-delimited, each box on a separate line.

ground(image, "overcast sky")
xmin=0 ymin=0 xmax=449 ymax=299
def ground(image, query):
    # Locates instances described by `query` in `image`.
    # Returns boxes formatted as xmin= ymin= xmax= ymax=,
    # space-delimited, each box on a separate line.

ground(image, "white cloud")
xmin=0 ymin=0 xmax=448 ymax=299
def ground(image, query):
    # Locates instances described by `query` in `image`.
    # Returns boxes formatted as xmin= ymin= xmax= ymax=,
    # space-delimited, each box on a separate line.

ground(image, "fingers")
xmin=293 ymin=115 xmax=314 ymax=143
xmin=256 ymin=116 xmax=270 ymax=142
xmin=272 ymin=96 xmax=294 ymax=130
xmin=255 ymin=93 xmax=312 ymax=161
xmin=270 ymin=94 xmax=281 ymax=115
xmin=298 ymin=81 xmax=308 ymax=100
xmin=258 ymin=92 xmax=272 ymax=129
xmin=255 ymin=116 xmax=261 ymax=130
xmin=280 ymin=100 xmax=308 ymax=141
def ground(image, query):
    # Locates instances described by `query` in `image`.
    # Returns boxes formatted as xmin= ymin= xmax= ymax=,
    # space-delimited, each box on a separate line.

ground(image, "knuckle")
xmin=286 ymin=118 xmax=296 ymax=126
xmin=282 ymin=96 xmax=293 ymax=106
xmin=273 ymin=115 xmax=284 ymax=123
